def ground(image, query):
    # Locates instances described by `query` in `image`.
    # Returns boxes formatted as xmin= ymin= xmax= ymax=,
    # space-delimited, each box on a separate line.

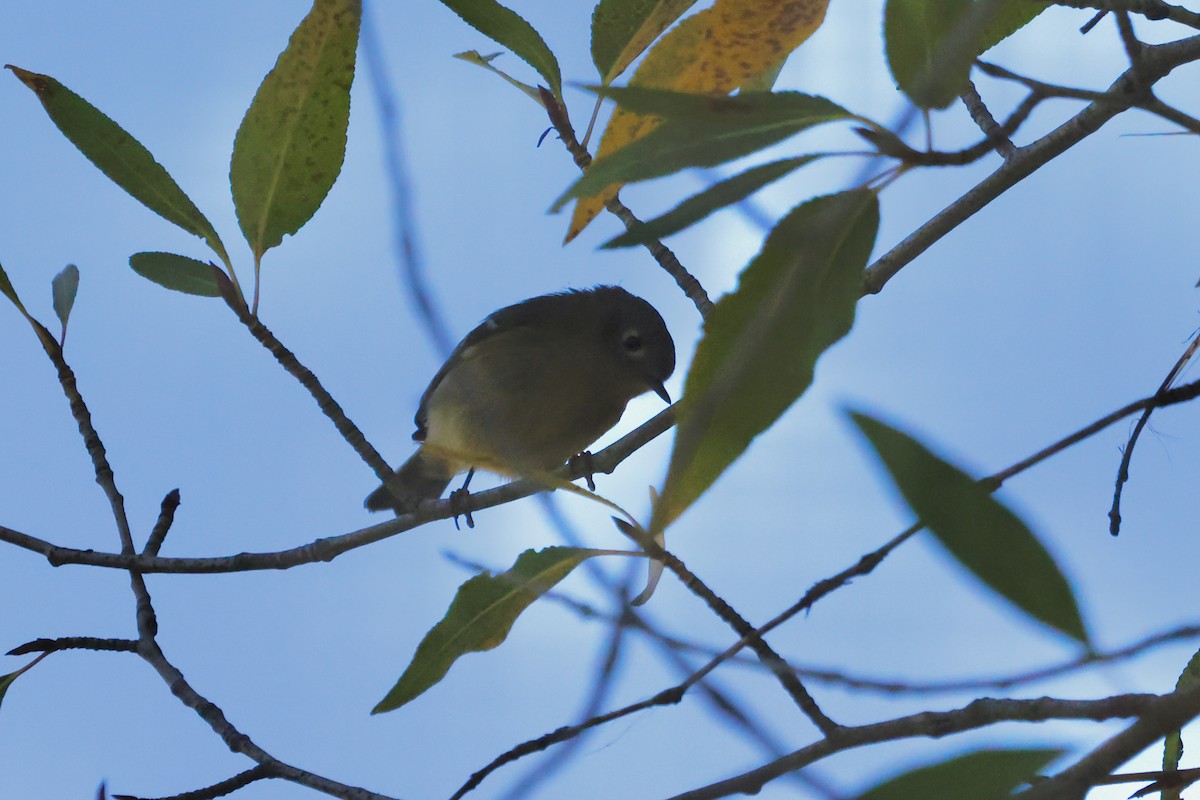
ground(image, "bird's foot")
xmin=569 ymin=451 xmax=597 ymax=492
xmin=450 ymin=469 xmax=476 ymax=530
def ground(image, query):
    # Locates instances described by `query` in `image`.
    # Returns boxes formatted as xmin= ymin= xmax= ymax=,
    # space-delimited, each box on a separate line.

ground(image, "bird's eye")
xmin=622 ymin=332 xmax=643 ymax=352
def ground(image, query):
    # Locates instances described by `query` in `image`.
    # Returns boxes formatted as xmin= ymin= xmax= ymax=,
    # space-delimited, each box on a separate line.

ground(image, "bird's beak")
xmin=652 ymin=381 xmax=671 ymax=404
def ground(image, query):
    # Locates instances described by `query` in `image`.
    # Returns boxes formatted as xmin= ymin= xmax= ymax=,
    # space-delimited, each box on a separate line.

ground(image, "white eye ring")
xmin=622 ymin=330 xmax=644 ymax=353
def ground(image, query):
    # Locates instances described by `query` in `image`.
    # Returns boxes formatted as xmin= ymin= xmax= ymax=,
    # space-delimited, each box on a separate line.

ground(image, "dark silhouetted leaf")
xmin=438 ymin=0 xmax=561 ymax=97
xmin=651 ymin=190 xmax=878 ymax=533
xmin=884 ymin=0 xmax=1047 ymax=109
xmin=854 ymin=748 xmax=1061 ymax=800
xmin=851 ymin=411 xmax=1089 ymax=644
xmin=129 ymin=252 xmax=222 ymax=297
xmin=554 ymin=89 xmax=848 ymax=210
xmin=6 ymin=66 xmax=230 ymax=265
xmin=230 ymin=0 xmax=361 ymax=259
xmin=603 ymin=155 xmax=821 ymax=248
xmin=373 ymin=547 xmax=601 ymax=712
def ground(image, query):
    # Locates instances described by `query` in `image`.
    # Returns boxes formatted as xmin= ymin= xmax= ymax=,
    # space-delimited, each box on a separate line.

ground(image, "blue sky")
xmin=2 ymin=3 xmax=1199 ymax=799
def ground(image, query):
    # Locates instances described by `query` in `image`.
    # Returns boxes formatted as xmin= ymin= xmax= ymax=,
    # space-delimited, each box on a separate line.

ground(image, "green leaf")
xmin=230 ymin=0 xmax=361 ymax=260
xmin=5 ymin=66 xmax=230 ymax=266
xmin=591 ymin=0 xmax=700 ymax=83
xmin=740 ymin=56 xmax=788 ymax=93
xmin=129 ymin=252 xmax=222 ymax=297
xmin=884 ymin=0 xmax=1047 ymax=109
xmin=650 ymin=190 xmax=878 ymax=533
xmin=0 ymin=669 xmax=20 ymax=710
xmin=0 ymin=261 xmax=29 ymax=316
xmin=437 ymin=0 xmax=561 ymax=97
xmin=52 ymin=264 xmax=80 ymax=339
xmin=553 ymin=90 xmax=850 ymax=210
xmin=854 ymin=748 xmax=1062 ymax=800
xmin=1163 ymin=647 xmax=1200 ymax=798
xmin=373 ymin=547 xmax=601 ymax=712
xmin=851 ymin=412 xmax=1089 ymax=644
xmin=453 ymin=50 xmax=544 ymax=105
xmin=602 ymin=155 xmax=821 ymax=248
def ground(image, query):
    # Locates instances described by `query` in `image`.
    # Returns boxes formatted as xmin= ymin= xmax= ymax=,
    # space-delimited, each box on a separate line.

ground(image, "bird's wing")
xmin=412 ymin=300 xmax=549 ymax=440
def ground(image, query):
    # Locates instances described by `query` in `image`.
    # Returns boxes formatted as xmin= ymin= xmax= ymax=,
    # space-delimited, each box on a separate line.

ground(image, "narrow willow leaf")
xmin=373 ymin=547 xmax=601 ymax=712
xmin=851 ymin=412 xmax=1089 ymax=644
xmin=0 ymin=261 xmax=29 ymax=316
xmin=884 ymin=0 xmax=1046 ymax=109
xmin=591 ymin=0 xmax=700 ymax=83
xmin=438 ymin=0 xmax=561 ymax=97
xmin=5 ymin=66 xmax=230 ymax=266
xmin=1162 ymin=647 xmax=1200 ymax=798
xmin=854 ymin=748 xmax=1061 ymax=800
xmin=740 ymin=56 xmax=788 ymax=92
xmin=129 ymin=252 xmax=222 ymax=297
xmin=567 ymin=0 xmax=830 ymax=241
xmin=602 ymin=155 xmax=821 ymax=248
xmin=52 ymin=264 xmax=80 ymax=339
xmin=553 ymin=91 xmax=849 ymax=209
xmin=651 ymin=190 xmax=878 ymax=533
xmin=453 ymin=50 xmax=544 ymax=105
xmin=230 ymin=0 xmax=361 ymax=259
xmin=0 ymin=669 xmax=20 ymax=710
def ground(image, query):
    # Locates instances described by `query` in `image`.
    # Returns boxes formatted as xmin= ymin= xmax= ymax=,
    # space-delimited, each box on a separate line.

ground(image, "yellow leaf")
xmin=565 ymin=0 xmax=829 ymax=242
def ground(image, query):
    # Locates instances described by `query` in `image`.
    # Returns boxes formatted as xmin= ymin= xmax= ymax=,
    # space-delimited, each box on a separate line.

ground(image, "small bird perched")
xmin=365 ymin=286 xmax=676 ymax=515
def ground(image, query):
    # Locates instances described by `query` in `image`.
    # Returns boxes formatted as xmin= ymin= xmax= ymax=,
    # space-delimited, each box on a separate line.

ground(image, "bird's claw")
xmin=569 ymin=451 xmax=597 ymax=492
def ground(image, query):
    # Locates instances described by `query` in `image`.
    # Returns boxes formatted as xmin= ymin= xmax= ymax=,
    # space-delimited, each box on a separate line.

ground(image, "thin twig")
xmin=111 ymin=765 xmax=275 ymax=800
xmin=1 ymin=405 xmax=678 ymax=573
xmin=1053 ymin=0 xmax=1200 ymax=31
xmin=13 ymin=369 xmax=1200 ymax=576
xmin=1016 ymin=684 xmax=1200 ymax=800
xmin=614 ymin=521 xmax=840 ymax=735
xmin=538 ymin=583 xmax=1200 ymax=694
xmin=960 ymin=78 xmax=1017 ymax=159
xmin=1110 ymin=329 xmax=1200 ymax=535
xmin=539 ymin=87 xmax=714 ymax=319
xmin=230 ymin=302 xmax=392 ymax=482
xmin=866 ymin=34 xmax=1200 ymax=295
xmin=143 ymin=489 xmax=182 ymax=556
xmin=670 ymin=693 xmax=1166 ymax=800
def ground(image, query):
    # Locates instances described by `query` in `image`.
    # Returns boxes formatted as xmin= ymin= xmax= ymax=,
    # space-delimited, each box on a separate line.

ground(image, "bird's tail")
xmin=364 ymin=449 xmax=454 ymax=514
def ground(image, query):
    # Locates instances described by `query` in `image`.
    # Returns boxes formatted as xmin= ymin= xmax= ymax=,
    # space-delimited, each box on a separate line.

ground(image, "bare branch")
xmin=960 ymin=78 xmax=1017 ymax=159
xmin=231 ymin=302 xmax=393 ymax=482
xmin=143 ymin=489 xmax=182 ymax=556
xmin=865 ymin=34 xmax=1200 ymax=295
xmin=615 ymin=521 xmax=839 ymax=735
xmin=1017 ymin=685 xmax=1200 ymax=800
xmin=1 ymin=405 xmax=677 ymax=573
xmin=669 ymin=693 xmax=1165 ymax=800
xmin=1052 ymin=0 xmax=1200 ymax=31
xmin=539 ymin=87 xmax=715 ymax=319
xmin=1110 ymin=329 xmax=1200 ymax=534
xmin=111 ymin=765 xmax=275 ymax=800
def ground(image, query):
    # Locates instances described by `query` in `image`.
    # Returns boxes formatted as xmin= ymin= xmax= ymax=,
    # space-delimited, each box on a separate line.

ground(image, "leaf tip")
xmin=5 ymin=64 xmax=50 ymax=94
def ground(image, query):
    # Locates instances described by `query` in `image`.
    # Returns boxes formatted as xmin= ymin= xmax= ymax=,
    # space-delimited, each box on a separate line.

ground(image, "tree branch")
xmin=669 ymin=693 xmax=1164 ymax=800
xmin=864 ymin=34 xmax=1200 ymax=295
xmin=539 ymin=88 xmax=714 ymax=319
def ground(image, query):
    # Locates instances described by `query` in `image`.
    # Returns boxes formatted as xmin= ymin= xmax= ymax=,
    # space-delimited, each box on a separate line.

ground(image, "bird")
xmin=365 ymin=286 xmax=676 ymax=515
